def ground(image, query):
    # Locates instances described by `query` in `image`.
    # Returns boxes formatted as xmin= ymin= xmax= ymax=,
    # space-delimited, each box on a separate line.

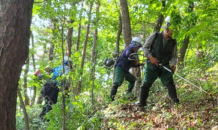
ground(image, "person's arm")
xmin=143 ymin=32 xmax=160 ymax=66
xmin=142 ymin=32 xmax=157 ymax=58
xmin=125 ymin=48 xmax=143 ymax=67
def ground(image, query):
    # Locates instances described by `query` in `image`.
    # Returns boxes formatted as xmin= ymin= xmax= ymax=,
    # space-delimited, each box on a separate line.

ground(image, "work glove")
xmin=149 ymin=55 xmax=159 ymax=66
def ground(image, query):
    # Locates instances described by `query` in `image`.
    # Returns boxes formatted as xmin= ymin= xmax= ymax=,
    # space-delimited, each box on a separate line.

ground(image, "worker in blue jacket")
xmin=39 ymin=56 xmax=72 ymax=121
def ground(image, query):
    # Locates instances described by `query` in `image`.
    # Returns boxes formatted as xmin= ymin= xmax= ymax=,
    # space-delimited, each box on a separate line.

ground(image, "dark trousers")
xmin=110 ymin=66 xmax=136 ymax=100
xmin=39 ymin=83 xmax=59 ymax=120
xmin=139 ymin=66 xmax=178 ymax=106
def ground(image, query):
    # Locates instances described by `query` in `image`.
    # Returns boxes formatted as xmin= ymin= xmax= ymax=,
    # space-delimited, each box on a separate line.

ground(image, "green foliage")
xmin=16 ymin=0 xmax=218 ymax=129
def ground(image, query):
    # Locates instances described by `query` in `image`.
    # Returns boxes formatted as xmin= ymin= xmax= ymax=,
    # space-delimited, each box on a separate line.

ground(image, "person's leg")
xmin=139 ymin=66 xmax=158 ymax=108
xmin=160 ymin=69 xmax=179 ymax=103
xmin=125 ymin=73 xmax=136 ymax=93
xmin=110 ymin=66 xmax=125 ymax=101
xmin=39 ymin=106 xmax=47 ymax=120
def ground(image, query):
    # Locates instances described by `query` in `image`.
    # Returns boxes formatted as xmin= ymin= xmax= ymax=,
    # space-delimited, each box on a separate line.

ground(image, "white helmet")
xmin=131 ymin=37 xmax=142 ymax=47
xmin=132 ymin=37 xmax=143 ymax=44
xmin=165 ymin=16 xmax=171 ymax=23
xmin=64 ymin=55 xmax=71 ymax=61
xmin=162 ymin=16 xmax=171 ymax=29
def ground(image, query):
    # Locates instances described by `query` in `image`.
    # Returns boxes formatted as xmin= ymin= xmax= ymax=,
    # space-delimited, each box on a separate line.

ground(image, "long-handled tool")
xmin=159 ymin=63 xmax=207 ymax=94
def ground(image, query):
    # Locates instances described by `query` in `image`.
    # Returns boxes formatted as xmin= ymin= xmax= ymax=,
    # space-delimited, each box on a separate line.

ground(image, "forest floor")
xmin=101 ymin=89 xmax=218 ymax=130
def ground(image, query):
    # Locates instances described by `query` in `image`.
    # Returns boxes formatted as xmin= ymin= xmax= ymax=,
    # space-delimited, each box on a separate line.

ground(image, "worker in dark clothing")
xmin=139 ymin=16 xmax=180 ymax=111
xmin=39 ymin=56 xmax=72 ymax=121
xmin=110 ymin=37 xmax=144 ymax=101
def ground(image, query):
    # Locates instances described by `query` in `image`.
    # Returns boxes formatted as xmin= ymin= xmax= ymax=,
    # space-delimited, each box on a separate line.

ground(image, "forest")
xmin=0 ymin=0 xmax=218 ymax=129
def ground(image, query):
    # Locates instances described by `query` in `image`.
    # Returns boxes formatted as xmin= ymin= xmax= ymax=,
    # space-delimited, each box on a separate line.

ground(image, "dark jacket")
xmin=147 ymin=32 xmax=176 ymax=70
xmin=116 ymin=45 xmax=140 ymax=72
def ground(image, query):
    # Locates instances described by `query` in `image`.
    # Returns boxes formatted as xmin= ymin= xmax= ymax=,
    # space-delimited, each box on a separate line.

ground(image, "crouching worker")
xmin=110 ymin=37 xmax=144 ymax=101
xmin=38 ymin=56 xmax=72 ymax=121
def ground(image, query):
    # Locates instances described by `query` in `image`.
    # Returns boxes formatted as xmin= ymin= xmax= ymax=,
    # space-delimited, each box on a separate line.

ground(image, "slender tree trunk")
xmin=30 ymin=32 xmax=36 ymax=106
xmin=116 ymin=16 xmax=122 ymax=55
xmin=91 ymin=2 xmax=100 ymax=105
xmin=113 ymin=15 xmax=122 ymax=84
xmin=18 ymin=88 xmax=29 ymax=130
xmin=60 ymin=24 xmax=66 ymax=130
xmin=24 ymin=57 xmax=30 ymax=105
xmin=0 ymin=0 xmax=33 ymax=129
xmin=77 ymin=1 xmax=93 ymax=94
xmin=66 ymin=19 xmax=74 ymax=56
xmin=49 ymin=20 xmax=57 ymax=61
xmin=76 ymin=1 xmax=84 ymax=51
xmin=177 ymin=36 xmax=189 ymax=66
xmin=66 ymin=19 xmax=74 ymax=99
xmin=153 ymin=1 xmax=165 ymax=32
xmin=119 ymin=0 xmax=132 ymax=46
xmin=177 ymin=2 xmax=194 ymax=68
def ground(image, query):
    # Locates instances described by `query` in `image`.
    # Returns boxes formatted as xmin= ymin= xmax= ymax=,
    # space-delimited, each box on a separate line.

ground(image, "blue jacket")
xmin=52 ymin=64 xmax=70 ymax=85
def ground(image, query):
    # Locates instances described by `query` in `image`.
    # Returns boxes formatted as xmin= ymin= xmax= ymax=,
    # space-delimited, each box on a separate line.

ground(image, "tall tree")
xmin=119 ymin=0 xmax=132 ymax=46
xmin=0 ymin=0 xmax=33 ymax=129
xmin=177 ymin=2 xmax=194 ymax=67
xmin=77 ymin=1 xmax=93 ymax=94
xmin=23 ymin=57 xmax=30 ymax=105
xmin=30 ymin=32 xmax=37 ymax=106
xmin=153 ymin=1 xmax=165 ymax=32
xmin=76 ymin=1 xmax=84 ymax=51
xmin=91 ymin=1 xmax=100 ymax=105
xmin=49 ymin=19 xmax=57 ymax=61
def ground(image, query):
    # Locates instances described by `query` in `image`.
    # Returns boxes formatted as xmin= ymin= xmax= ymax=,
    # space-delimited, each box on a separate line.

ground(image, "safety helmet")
xmin=64 ymin=56 xmax=71 ymax=61
xmin=45 ymin=66 xmax=53 ymax=73
xmin=130 ymin=37 xmax=142 ymax=47
xmin=63 ymin=55 xmax=72 ymax=64
xmin=162 ymin=16 xmax=171 ymax=29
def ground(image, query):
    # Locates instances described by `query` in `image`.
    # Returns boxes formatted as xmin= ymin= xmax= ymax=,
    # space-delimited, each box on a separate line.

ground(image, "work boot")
xmin=167 ymin=81 xmax=179 ymax=103
xmin=172 ymin=98 xmax=180 ymax=104
xmin=138 ymin=102 xmax=147 ymax=112
xmin=110 ymin=84 xmax=119 ymax=101
xmin=110 ymin=95 xmax=115 ymax=101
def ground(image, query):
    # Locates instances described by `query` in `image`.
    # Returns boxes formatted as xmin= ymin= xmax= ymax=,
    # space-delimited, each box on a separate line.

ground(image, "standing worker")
xmin=139 ymin=16 xmax=180 ymax=111
xmin=110 ymin=37 xmax=144 ymax=101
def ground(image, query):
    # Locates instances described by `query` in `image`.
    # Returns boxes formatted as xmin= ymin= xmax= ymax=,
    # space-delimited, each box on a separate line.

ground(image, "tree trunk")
xmin=30 ymin=32 xmax=36 ymax=106
xmin=18 ymin=88 xmax=29 ymax=130
xmin=49 ymin=20 xmax=57 ymax=61
xmin=76 ymin=1 xmax=83 ymax=51
xmin=153 ymin=1 xmax=165 ymax=32
xmin=91 ymin=2 xmax=100 ymax=105
xmin=113 ymin=15 xmax=122 ymax=84
xmin=0 ymin=0 xmax=33 ymax=129
xmin=116 ymin=16 xmax=122 ymax=55
xmin=177 ymin=2 xmax=194 ymax=68
xmin=177 ymin=36 xmax=189 ymax=67
xmin=66 ymin=19 xmax=74 ymax=56
xmin=24 ymin=57 xmax=30 ymax=105
xmin=77 ymin=1 xmax=93 ymax=94
xmin=119 ymin=0 xmax=132 ymax=46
